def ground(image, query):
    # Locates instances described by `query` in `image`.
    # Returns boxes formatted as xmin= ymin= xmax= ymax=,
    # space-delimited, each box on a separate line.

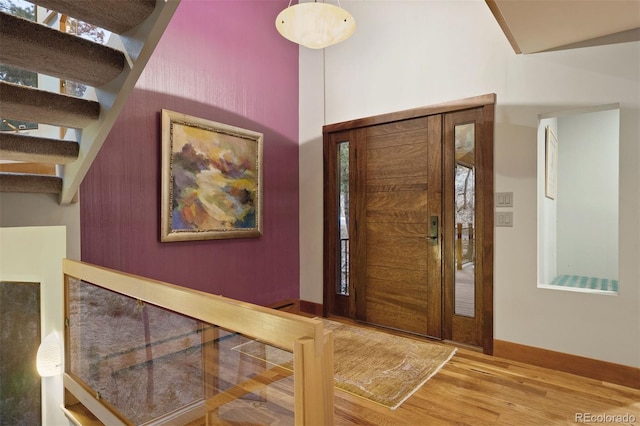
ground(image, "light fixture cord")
xmin=323 ymin=47 xmax=327 ymax=125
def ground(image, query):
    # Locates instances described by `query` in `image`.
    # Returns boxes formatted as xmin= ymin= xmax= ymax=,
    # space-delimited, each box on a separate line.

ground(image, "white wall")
xmin=557 ymin=109 xmax=619 ymax=279
xmin=0 ymin=193 xmax=80 ymax=260
xmin=0 ymin=226 xmax=67 ymax=426
xmin=299 ymin=48 xmax=326 ymax=305
xmin=299 ymin=0 xmax=640 ymax=368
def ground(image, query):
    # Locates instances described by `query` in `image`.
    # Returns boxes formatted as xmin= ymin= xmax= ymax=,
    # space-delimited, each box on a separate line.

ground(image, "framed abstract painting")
xmin=161 ymin=109 xmax=263 ymax=242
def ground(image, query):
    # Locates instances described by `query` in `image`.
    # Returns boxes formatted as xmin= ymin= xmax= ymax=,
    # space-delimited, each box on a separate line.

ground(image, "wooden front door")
xmin=353 ymin=115 xmax=442 ymax=337
xmin=323 ymin=94 xmax=495 ymax=353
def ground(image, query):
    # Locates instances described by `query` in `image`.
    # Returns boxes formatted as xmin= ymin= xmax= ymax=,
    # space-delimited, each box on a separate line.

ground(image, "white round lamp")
xmin=276 ymin=1 xmax=356 ymax=49
xmin=36 ymin=332 xmax=62 ymax=377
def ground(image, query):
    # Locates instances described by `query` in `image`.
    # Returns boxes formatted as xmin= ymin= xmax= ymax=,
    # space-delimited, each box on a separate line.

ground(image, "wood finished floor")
xmin=327 ymin=317 xmax=640 ymax=426
xmin=73 ymin=311 xmax=639 ymax=425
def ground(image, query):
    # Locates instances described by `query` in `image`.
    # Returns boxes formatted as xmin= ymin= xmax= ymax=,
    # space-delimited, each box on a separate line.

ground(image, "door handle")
xmin=428 ymin=216 xmax=439 ymax=245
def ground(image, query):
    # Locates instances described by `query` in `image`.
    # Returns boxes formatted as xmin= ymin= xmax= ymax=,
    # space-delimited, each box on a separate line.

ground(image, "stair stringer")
xmin=59 ymin=0 xmax=180 ymax=205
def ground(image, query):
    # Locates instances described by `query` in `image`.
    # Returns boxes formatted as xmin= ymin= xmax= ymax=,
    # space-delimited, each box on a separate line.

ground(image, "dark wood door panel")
xmin=367 ymin=236 xmax=429 ymax=271
xmin=367 ymin=179 xmax=428 ymax=193
xmin=366 ymin=221 xmax=427 ymax=237
xmin=365 ymin=278 xmax=428 ymax=335
xmin=367 ymin=146 xmax=428 ymax=181
xmin=367 ymin=127 xmax=430 ymax=147
xmin=359 ymin=115 xmax=441 ymax=338
xmin=367 ymin=145 xmax=429 ymax=179
xmin=366 ymin=264 xmax=428 ymax=283
xmin=366 ymin=191 xmax=429 ymax=221
xmin=366 ymin=116 xmax=430 ymax=137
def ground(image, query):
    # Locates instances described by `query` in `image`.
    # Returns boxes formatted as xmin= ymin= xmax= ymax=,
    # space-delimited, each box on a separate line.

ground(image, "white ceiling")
xmin=485 ymin=0 xmax=640 ymax=54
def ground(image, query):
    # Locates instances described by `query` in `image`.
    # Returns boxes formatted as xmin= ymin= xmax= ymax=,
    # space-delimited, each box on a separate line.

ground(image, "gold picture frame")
xmin=161 ymin=109 xmax=263 ymax=242
xmin=545 ymin=126 xmax=558 ymax=199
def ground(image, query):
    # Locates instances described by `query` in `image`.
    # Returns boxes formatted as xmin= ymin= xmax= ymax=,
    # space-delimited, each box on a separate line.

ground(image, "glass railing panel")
xmin=66 ymin=277 xmax=295 ymax=425
xmin=202 ymin=327 xmax=295 ymax=425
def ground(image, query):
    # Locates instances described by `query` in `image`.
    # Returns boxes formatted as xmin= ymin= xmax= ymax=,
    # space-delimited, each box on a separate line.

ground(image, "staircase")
xmin=0 ymin=0 xmax=180 ymax=204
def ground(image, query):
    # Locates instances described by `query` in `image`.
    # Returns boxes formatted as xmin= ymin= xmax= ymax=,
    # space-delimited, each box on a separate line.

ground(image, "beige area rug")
xmin=232 ymin=320 xmax=456 ymax=410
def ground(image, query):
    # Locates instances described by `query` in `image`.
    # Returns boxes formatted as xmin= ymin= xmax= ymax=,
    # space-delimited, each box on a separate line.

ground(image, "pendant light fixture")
xmin=275 ymin=0 xmax=356 ymax=49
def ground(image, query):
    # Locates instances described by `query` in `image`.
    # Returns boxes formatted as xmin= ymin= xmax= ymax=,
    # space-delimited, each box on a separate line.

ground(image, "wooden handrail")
xmin=63 ymin=259 xmax=323 ymax=353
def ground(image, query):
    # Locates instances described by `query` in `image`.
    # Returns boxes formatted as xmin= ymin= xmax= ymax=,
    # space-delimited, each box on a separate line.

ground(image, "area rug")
xmin=232 ymin=320 xmax=456 ymax=410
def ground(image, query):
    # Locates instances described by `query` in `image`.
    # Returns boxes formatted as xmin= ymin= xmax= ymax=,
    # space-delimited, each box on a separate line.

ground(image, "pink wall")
xmin=80 ymin=0 xmax=300 ymax=306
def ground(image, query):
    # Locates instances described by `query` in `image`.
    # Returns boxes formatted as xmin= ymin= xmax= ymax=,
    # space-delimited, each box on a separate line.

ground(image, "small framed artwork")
xmin=161 ymin=109 xmax=263 ymax=242
xmin=545 ymin=126 xmax=558 ymax=199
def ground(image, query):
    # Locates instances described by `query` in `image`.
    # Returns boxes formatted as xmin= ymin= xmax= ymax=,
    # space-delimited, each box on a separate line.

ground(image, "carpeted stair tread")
xmin=0 ymin=81 xmax=100 ymax=129
xmin=0 ymin=172 xmax=62 ymax=194
xmin=35 ymin=0 xmax=156 ymax=34
xmin=0 ymin=133 xmax=79 ymax=164
xmin=0 ymin=0 xmax=179 ymax=199
xmin=0 ymin=12 xmax=126 ymax=87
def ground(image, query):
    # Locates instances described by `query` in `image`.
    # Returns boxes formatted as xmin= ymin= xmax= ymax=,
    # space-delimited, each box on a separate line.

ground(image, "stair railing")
xmin=61 ymin=259 xmax=334 ymax=425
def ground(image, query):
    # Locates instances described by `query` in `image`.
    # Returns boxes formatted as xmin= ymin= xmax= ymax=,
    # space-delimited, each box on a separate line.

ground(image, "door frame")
xmin=322 ymin=94 xmax=495 ymax=354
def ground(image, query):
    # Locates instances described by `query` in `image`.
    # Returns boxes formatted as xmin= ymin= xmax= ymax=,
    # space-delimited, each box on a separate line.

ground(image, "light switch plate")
xmin=496 ymin=211 xmax=513 ymax=227
xmin=496 ymin=192 xmax=514 ymax=207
